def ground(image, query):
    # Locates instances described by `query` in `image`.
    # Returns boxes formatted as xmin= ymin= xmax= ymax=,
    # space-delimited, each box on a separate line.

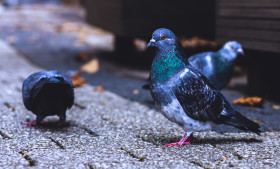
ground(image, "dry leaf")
xmin=75 ymin=52 xmax=89 ymax=62
xmin=132 ymin=90 xmax=139 ymax=95
xmin=4 ymin=102 xmax=15 ymax=111
xmin=80 ymin=58 xmax=99 ymax=74
xmin=100 ymin=101 xmax=106 ymax=105
xmin=68 ymin=71 xmax=87 ymax=87
xmin=93 ymin=86 xmax=105 ymax=92
xmin=222 ymin=156 xmax=228 ymax=161
xmin=272 ymin=105 xmax=280 ymax=110
xmin=22 ymin=153 xmax=27 ymax=158
xmin=180 ymin=36 xmax=216 ymax=48
xmin=233 ymin=96 xmax=263 ymax=107
xmin=6 ymin=36 xmax=18 ymax=44
xmin=253 ymin=120 xmax=264 ymax=125
xmin=270 ymin=129 xmax=277 ymax=132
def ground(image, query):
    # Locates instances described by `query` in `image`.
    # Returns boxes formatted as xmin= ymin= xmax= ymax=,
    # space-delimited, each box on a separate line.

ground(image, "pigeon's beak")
xmin=237 ymin=48 xmax=244 ymax=55
xmin=147 ymin=38 xmax=156 ymax=48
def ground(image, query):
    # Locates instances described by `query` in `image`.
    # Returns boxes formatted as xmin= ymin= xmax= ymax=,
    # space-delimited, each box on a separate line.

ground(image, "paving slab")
xmin=1 ymin=4 xmax=280 ymax=169
xmin=1 ymin=39 xmax=280 ymax=168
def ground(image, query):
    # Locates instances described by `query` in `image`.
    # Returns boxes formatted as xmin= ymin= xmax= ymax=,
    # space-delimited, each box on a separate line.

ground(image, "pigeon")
xmin=147 ymin=28 xmax=260 ymax=147
xmin=143 ymin=41 xmax=244 ymax=90
xmin=188 ymin=41 xmax=244 ymax=90
xmin=22 ymin=70 xmax=74 ymax=125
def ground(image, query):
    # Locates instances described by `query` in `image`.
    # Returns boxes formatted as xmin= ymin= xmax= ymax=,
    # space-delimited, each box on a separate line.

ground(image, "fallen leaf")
xmin=132 ymin=90 xmax=139 ymax=95
xmin=4 ymin=102 xmax=15 ymax=111
xmin=93 ymin=86 xmax=105 ymax=92
xmin=80 ymin=58 xmax=99 ymax=74
xmin=179 ymin=36 xmax=216 ymax=48
xmin=222 ymin=156 xmax=228 ymax=161
xmin=232 ymin=96 xmax=263 ymax=107
xmin=5 ymin=36 xmax=18 ymax=44
xmin=100 ymin=101 xmax=106 ymax=105
xmin=269 ymin=129 xmax=277 ymax=132
xmin=68 ymin=71 xmax=87 ymax=87
xmin=253 ymin=120 xmax=264 ymax=125
xmin=22 ymin=153 xmax=27 ymax=158
xmin=75 ymin=52 xmax=89 ymax=62
xmin=272 ymin=105 xmax=280 ymax=110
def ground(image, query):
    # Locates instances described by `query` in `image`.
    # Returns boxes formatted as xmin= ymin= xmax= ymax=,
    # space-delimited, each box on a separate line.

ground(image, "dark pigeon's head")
xmin=147 ymin=28 xmax=181 ymax=50
xmin=222 ymin=41 xmax=244 ymax=57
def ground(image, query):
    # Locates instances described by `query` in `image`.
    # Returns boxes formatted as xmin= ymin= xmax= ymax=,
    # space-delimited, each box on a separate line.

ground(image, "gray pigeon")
xmin=188 ymin=41 xmax=244 ymax=89
xmin=147 ymin=28 xmax=260 ymax=147
xmin=143 ymin=41 xmax=244 ymax=90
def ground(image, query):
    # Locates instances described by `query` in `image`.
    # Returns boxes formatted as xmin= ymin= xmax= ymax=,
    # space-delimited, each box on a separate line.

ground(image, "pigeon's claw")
xmin=165 ymin=133 xmax=190 ymax=147
xmin=23 ymin=121 xmax=37 ymax=126
xmin=165 ymin=141 xmax=190 ymax=147
xmin=164 ymin=133 xmax=199 ymax=147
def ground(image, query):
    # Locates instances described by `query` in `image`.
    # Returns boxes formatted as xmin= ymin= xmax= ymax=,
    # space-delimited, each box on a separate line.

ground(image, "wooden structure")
xmin=216 ymin=0 xmax=280 ymax=99
xmin=85 ymin=0 xmax=215 ymax=39
xmin=216 ymin=0 xmax=280 ymax=53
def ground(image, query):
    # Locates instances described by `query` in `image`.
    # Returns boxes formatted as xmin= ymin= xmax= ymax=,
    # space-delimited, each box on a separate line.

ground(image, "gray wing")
xmin=174 ymin=67 xmax=234 ymax=123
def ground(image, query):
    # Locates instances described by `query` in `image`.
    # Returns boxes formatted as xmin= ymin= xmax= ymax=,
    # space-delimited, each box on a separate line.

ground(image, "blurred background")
xmin=0 ymin=0 xmax=279 ymax=103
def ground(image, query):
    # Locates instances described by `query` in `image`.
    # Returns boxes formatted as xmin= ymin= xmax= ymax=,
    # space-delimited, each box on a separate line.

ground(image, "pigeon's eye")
xmin=231 ymin=46 xmax=235 ymax=49
xmin=161 ymin=35 xmax=167 ymax=40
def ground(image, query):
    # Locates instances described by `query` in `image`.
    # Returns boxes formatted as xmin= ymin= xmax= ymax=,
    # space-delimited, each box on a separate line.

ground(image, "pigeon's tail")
xmin=225 ymin=111 xmax=261 ymax=135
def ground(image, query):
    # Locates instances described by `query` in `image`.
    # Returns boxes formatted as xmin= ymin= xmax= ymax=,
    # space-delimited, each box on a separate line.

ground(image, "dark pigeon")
xmin=188 ymin=41 xmax=244 ymax=89
xmin=147 ymin=28 xmax=260 ymax=147
xmin=143 ymin=41 xmax=244 ymax=90
xmin=22 ymin=70 xmax=74 ymax=125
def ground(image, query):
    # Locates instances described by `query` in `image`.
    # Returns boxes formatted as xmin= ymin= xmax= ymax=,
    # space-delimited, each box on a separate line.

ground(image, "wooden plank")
xmin=216 ymin=28 xmax=280 ymax=42
xmin=217 ymin=19 xmax=280 ymax=31
xmin=216 ymin=38 xmax=280 ymax=53
xmin=219 ymin=0 xmax=280 ymax=7
xmin=219 ymin=9 xmax=280 ymax=19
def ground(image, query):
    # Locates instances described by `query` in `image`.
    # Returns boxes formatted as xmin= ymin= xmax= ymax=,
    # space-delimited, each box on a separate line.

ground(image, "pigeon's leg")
xmin=57 ymin=112 xmax=66 ymax=127
xmin=23 ymin=115 xmax=44 ymax=126
xmin=165 ymin=132 xmax=192 ymax=147
xmin=186 ymin=133 xmax=200 ymax=143
xmin=22 ymin=121 xmax=37 ymax=126
xmin=35 ymin=115 xmax=44 ymax=125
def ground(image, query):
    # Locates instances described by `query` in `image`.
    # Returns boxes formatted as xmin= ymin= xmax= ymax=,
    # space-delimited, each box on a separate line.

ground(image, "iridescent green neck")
xmin=151 ymin=49 xmax=185 ymax=84
xmin=216 ymin=51 xmax=235 ymax=72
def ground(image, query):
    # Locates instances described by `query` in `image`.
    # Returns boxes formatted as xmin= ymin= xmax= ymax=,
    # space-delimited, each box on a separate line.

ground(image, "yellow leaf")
xmin=232 ymin=96 xmax=263 ymax=107
xmin=80 ymin=58 xmax=99 ymax=74
xmin=272 ymin=105 xmax=280 ymax=110
xmin=93 ymin=86 xmax=105 ymax=92
xmin=69 ymin=71 xmax=87 ymax=88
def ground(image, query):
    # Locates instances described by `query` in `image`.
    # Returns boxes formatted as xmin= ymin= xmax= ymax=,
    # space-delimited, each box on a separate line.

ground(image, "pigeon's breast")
xmin=152 ymin=72 xmax=212 ymax=132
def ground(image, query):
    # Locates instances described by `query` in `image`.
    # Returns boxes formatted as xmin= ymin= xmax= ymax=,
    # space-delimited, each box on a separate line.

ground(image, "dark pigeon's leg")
xmin=59 ymin=112 xmax=66 ymax=123
xmin=22 ymin=115 xmax=44 ymax=126
xmin=36 ymin=115 xmax=44 ymax=125
xmin=165 ymin=132 xmax=198 ymax=147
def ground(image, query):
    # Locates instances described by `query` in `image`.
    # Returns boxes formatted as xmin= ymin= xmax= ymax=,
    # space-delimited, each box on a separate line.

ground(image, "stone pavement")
xmin=1 ymin=38 xmax=280 ymax=168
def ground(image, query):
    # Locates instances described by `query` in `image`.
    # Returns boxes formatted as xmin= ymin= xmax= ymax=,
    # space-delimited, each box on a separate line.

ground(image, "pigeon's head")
xmin=223 ymin=41 xmax=244 ymax=58
xmin=147 ymin=28 xmax=181 ymax=50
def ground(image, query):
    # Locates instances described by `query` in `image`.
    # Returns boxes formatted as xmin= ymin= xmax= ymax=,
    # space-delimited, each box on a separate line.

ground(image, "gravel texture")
xmin=0 ymin=4 xmax=280 ymax=169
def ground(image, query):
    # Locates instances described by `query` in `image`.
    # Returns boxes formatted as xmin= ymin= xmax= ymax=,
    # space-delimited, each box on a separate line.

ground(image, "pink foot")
xmin=22 ymin=121 xmax=37 ymax=126
xmin=165 ymin=133 xmax=199 ymax=147
xmin=165 ymin=141 xmax=190 ymax=147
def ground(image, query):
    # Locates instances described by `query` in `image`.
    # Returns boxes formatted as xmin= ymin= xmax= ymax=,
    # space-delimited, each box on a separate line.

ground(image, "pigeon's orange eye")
xmin=161 ymin=35 xmax=167 ymax=40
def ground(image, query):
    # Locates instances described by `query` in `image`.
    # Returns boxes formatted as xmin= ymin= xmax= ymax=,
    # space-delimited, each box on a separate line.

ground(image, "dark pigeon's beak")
xmin=147 ymin=38 xmax=156 ymax=48
xmin=237 ymin=48 xmax=244 ymax=55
